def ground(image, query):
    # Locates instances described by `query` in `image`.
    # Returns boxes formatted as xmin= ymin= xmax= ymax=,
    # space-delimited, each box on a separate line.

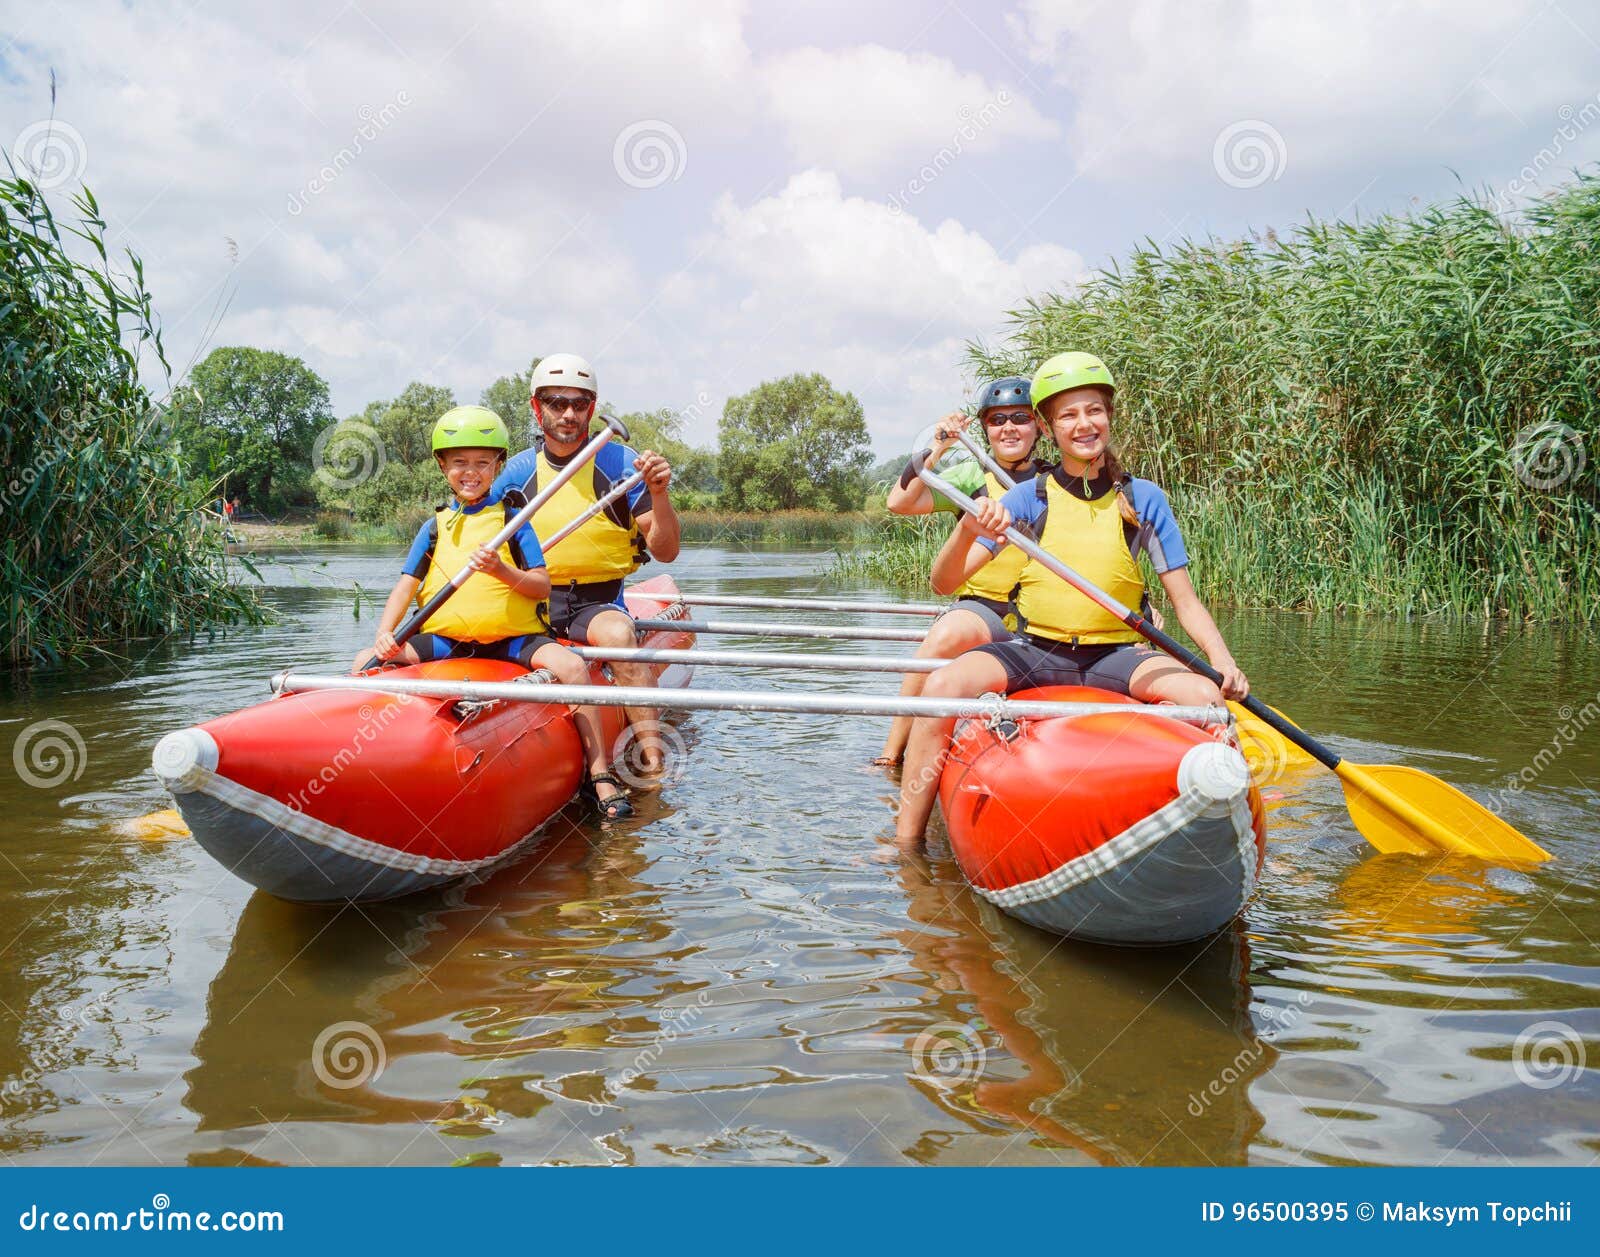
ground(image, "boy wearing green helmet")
xmin=874 ymin=377 xmax=1051 ymax=766
xmin=896 ymin=353 xmax=1250 ymax=842
xmin=352 ymin=405 xmax=633 ymax=818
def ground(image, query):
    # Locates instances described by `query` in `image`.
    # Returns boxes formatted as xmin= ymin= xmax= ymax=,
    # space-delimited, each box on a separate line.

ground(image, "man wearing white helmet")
xmin=491 ymin=354 xmax=680 ymax=774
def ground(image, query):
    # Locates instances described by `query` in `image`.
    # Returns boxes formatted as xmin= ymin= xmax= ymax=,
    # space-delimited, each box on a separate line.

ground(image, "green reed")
xmin=679 ymin=510 xmax=881 ymax=548
xmin=1 ymin=175 xmax=263 ymax=666
xmin=842 ymin=176 xmax=1600 ymax=620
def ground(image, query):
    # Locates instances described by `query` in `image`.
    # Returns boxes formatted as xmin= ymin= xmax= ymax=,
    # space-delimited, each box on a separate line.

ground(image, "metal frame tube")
xmin=630 ymin=617 xmax=928 ymax=643
xmin=570 ymin=646 xmax=942 ymax=673
xmin=623 ymin=592 xmax=942 ymax=616
xmin=274 ymin=671 xmax=1229 ymax=725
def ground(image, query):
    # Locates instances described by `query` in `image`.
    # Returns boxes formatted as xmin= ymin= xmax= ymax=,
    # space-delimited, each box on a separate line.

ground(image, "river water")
xmin=1 ymin=543 xmax=1596 ymax=1166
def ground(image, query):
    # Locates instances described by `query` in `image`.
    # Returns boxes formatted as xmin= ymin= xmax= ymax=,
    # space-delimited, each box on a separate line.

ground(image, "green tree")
xmin=481 ymin=357 xmax=541 ymax=451
xmin=717 ymin=373 xmax=872 ymax=511
xmin=175 ymin=347 xmax=332 ymax=513
xmin=616 ymin=407 xmax=721 ymax=503
xmin=378 ymin=381 xmax=456 ymax=468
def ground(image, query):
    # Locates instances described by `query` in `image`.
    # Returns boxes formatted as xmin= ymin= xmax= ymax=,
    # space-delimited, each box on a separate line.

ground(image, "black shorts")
xmin=975 ymin=633 xmax=1162 ymax=696
xmin=940 ymin=595 xmax=1020 ymax=640
xmin=409 ymin=632 xmax=558 ymax=669
xmin=547 ymin=579 xmax=633 ymax=644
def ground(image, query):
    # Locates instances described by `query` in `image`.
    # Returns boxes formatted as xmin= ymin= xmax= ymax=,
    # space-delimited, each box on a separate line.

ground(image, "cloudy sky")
xmin=5 ymin=1 xmax=1599 ymax=453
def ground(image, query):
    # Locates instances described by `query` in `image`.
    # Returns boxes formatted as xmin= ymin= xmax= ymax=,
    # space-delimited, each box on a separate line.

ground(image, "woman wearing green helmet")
xmin=895 ymin=353 xmax=1250 ymax=843
xmin=351 ymin=405 xmax=633 ymax=818
xmin=874 ymin=377 xmax=1052 ymax=766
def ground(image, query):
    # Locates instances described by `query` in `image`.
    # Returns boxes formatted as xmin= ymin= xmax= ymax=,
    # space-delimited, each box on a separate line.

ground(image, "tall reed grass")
xmin=1 ymin=175 xmax=262 ymax=665
xmin=840 ymin=177 xmax=1600 ymax=620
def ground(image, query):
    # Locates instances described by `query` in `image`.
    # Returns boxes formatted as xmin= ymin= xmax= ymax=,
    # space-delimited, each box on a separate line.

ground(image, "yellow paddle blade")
xmin=1230 ymin=700 xmax=1317 ymax=779
xmin=1337 ymin=762 xmax=1550 ymax=864
xmin=121 ymin=807 xmax=191 ymax=842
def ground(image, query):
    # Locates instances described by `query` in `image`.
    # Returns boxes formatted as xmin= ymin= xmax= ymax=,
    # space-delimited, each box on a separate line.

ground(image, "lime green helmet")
xmin=431 ymin=406 xmax=509 ymax=453
xmin=1030 ymin=352 xmax=1116 ymax=409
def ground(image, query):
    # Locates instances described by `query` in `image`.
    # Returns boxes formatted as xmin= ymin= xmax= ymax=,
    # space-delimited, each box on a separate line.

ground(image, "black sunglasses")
xmin=982 ymin=410 xmax=1036 ymax=428
xmin=537 ymin=393 xmax=594 ymax=414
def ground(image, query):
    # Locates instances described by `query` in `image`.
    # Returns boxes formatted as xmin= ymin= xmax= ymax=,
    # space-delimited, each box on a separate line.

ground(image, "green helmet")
xmin=431 ymin=406 xmax=509 ymax=453
xmin=1031 ymin=352 xmax=1115 ymax=409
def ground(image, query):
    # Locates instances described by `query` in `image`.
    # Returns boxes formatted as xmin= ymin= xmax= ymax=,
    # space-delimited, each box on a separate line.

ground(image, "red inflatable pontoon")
xmin=152 ymin=575 xmax=692 ymax=903
xmin=938 ymin=685 xmax=1265 ymax=946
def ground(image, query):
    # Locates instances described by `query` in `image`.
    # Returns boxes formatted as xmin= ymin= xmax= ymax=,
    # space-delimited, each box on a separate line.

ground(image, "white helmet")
xmin=530 ymin=353 xmax=597 ymax=396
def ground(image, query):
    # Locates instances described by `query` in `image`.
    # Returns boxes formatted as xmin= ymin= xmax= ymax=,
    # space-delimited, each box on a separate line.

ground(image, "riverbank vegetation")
xmin=1 ymin=174 xmax=261 ymax=666
xmin=838 ymin=176 xmax=1600 ymax=621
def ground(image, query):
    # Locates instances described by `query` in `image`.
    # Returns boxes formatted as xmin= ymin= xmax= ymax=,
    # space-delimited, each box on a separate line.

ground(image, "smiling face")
xmin=435 ymin=447 xmax=505 ymax=504
xmin=1038 ymin=386 xmax=1113 ymax=471
xmin=533 ymin=389 xmax=596 ymax=454
xmin=980 ymin=405 xmax=1040 ymax=463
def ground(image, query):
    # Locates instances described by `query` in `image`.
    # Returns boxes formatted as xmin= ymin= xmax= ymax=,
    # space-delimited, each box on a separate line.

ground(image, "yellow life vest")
xmin=415 ymin=502 xmax=550 ymax=643
xmin=959 ymin=469 xmax=1031 ymax=605
xmin=1016 ymin=472 xmax=1146 ymax=645
xmin=526 ymin=450 xmax=646 ymax=583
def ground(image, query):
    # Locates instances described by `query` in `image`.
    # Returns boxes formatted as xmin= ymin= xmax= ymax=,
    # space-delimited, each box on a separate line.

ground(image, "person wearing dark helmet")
xmin=874 ymin=377 xmax=1050 ymax=767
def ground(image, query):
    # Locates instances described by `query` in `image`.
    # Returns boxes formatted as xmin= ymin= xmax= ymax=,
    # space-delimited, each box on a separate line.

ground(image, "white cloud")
xmin=686 ymin=170 xmax=1086 ymax=449
xmin=763 ymin=43 xmax=1058 ymax=181
xmin=1011 ymin=0 xmax=1600 ymax=179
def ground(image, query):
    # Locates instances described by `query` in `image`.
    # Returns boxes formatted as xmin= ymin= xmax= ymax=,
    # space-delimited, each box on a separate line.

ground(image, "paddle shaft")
xmin=363 ymin=417 xmax=629 ymax=667
xmin=542 ymin=468 xmax=644 ymax=552
xmin=916 ymin=460 xmax=1342 ymax=773
xmin=952 ymin=426 xmax=1019 ymax=489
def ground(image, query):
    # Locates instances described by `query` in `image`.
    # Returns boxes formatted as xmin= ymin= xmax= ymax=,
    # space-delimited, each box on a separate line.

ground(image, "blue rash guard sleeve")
xmin=510 ymin=518 xmax=545 ymax=569
xmin=975 ymin=479 xmax=1047 ymax=554
xmin=401 ymin=517 xmax=437 ymax=580
xmin=1127 ymin=479 xmax=1188 ymax=572
xmin=491 ymin=449 xmax=538 ymax=504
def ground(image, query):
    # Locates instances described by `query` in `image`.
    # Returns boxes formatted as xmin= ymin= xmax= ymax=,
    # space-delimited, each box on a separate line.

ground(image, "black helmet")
xmin=974 ymin=376 xmax=1032 ymax=414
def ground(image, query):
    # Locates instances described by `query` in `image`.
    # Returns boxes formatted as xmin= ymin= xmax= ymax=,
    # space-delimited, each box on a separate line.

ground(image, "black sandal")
xmin=590 ymin=773 xmax=634 ymax=821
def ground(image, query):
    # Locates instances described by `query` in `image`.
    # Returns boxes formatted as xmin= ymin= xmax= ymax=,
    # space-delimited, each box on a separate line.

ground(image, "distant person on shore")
xmin=489 ymin=353 xmax=681 ymax=776
xmin=873 ymin=377 xmax=1051 ymax=767
xmin=352 ymin=405 xmax=633 ymax=819
xmin=895 ymin=352 xmax=1249 ymax=843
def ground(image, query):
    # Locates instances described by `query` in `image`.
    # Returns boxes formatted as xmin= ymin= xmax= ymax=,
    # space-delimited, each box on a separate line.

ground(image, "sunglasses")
xmin=537 ymin=393 xmax=593 ymax=414
xmin=982 ymin=410 xmax=1036 ymax=428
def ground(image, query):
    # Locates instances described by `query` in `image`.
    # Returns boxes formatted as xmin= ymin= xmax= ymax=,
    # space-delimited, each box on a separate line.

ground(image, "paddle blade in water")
xmin=1338 ymin=762 xmax=1550 ymax=864
xmin=122 ymin=807 xmax=191 ymax=842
